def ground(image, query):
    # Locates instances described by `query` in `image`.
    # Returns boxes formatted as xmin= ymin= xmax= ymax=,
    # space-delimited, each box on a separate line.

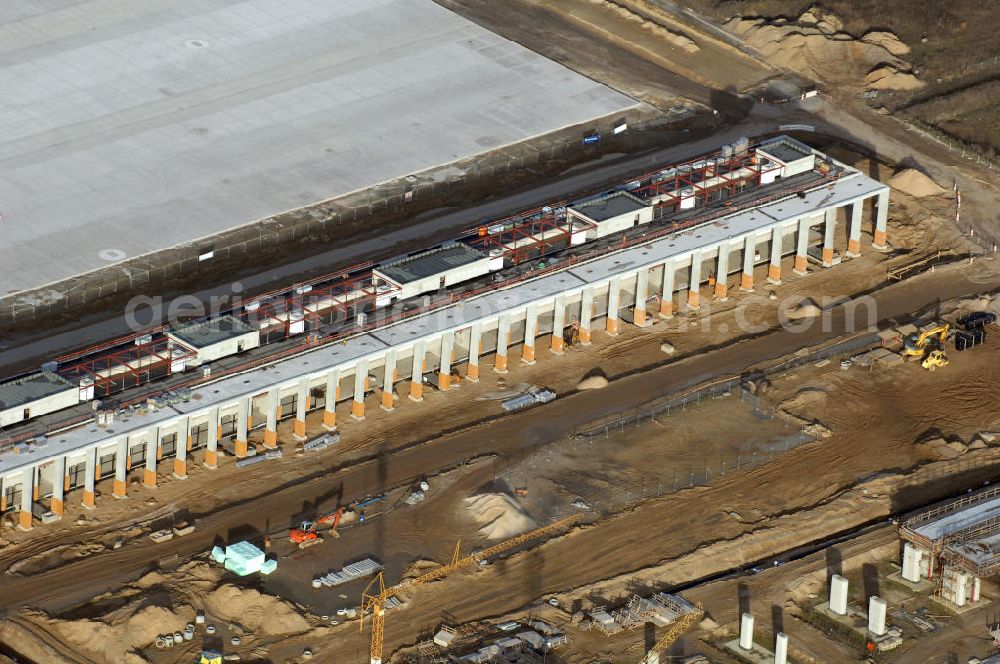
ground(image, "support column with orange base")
xmin=352 ymin=359 xmax=368 ymax=419
xmin=606 ymin=277 xmax=621 ymax=334
xmin=113 ymin=438 xmax=128 ymax=498
xmin=873 ymin=191 xmax=889 ymax=249
xmin=439 ymin=333 xmax=455 ymax=388
xmin=687 ymin=252 xmax=702 ymax=308
xmin=739 ymin=235 xmax=756 ymax=291
xmin=235 ymin=397 xmax=250 ymax=458
xmin=50 ymin=456 xmax=66 ymax=519
xmin=792 ymin=216 xmax=810 ymax=275
xmin=174 ymin=418 xmax=189 ymax=479
xmin=82 ymin=449 xmax=98 ymax=509
xmin=263 ymin=388 xmax=280 ymax=449
xmin=410 ymin=341 xmax=426 ymax=399
xmin=323 ymin=370 xmax=340 ymax=430
xmin=767 ymin=263 xmax=781 ymax=284
xmin=633 ymin=269 xmax=649 ymax=325
xmin=550 ymin=296 xmax=566 ymax=354
xmin=521 ymin=306 xmax=538 ymax=364
xmin=579 ymin=287 xmax=594 ymax=344
xmin=381 ymin=351 xmax=397 ymax=411
xmin=204 ymin=407 xmax=220 ymax=469
xmin=293 ymin=378 xmax=310 ymax=440
xmin=467 ymin=323 xmax=482 ymax=380
xmin=714 ymin=242 xmax=730 ymax=300
xmin=17 ymin=466 xmax=34 ymax=531
xmin=660 ymin=262 xmax=676 ymax=316
xmin=767 ymin=225 xmax=783 ymax=284
xmin=143 ymin=434 xmax=158 ymax=488
xmin=822 ymin=207 xmax=836 ymax=267
xmin=494 ymin=316 xmax=510 ymax=373
xmin=846 ymin=201 xmax=862 ymax=257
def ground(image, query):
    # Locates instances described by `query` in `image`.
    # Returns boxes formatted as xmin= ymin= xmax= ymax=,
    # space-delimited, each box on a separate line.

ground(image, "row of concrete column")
xmin=3 ymin=194 xmax=888 ymax=530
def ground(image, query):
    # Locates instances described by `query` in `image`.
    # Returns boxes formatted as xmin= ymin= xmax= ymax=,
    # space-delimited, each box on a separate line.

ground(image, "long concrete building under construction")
xmin=0 ymin=136 xmax=890 ymax=530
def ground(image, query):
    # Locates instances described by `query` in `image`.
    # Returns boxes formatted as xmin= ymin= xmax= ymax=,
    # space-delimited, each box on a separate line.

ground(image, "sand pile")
xmin=724 ymin=9 xmax=920 ymax=90
xmin=465 ymin=493 xmax=537 ymax=540
xmin=888 ymin=168 xmax=946 ymax=198
xmin=203 ymin=585 xmax=310 ymax=637
xmin=577 ymin=374 xmax=609 ymax=390
xmin=914 ymin=437 xmax=964 ymax=461
xmin=784 ymin=298 xmax=822 ymax=320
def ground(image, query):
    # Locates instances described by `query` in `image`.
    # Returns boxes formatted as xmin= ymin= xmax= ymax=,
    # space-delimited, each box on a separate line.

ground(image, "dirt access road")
xmin=2 ymin=258 xmax=998 ymax=616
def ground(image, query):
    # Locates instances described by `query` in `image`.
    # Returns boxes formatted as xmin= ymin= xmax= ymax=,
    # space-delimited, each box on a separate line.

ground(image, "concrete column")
xmin=439 ymin=333 xmax=455 ymax=388
xmin=18 ymin=466 xmax=33 ymax=530
xmin=323 ymin=369 xmax=340 ymax=430
xmin=494 ymin=317 xmax=510 ymax=372
xmin=868 ymin=596 xmax=887 ymax=636
xmin=174 ymin=418 xmax=188 ymax=479
xmin=660 ymin=262 xmax=675 ymax=316
xmin=830 ymin=574 xmax=848 ymax=615
xmin=235 ymin=397 xmax=250 ymax=458
xmin=113 ymin=438 xmax=128 ymax=498
xmin=411 ymin=341 xmax=427 ymax=399
xmin=768 ymin=225 xmax=782 ymax=284
xmin=847 ymin=201 xmax=863 ymax=256
xmin=522 ymin=306 xmax=538 ymax=363
xmin=293 ymin=378 xmax=310 ymax=439
xmin=550 ymin=297 xmax=566 ymax=354
xmin=51 ymin=456 xmax=66 ymax=517
xmin=579 ymin=288 xmax=594 ymax=344
xmin=714 ymin=243 xmax=729 ymax=299
xmin=263 ymin=388 xmax=279 ymax=448
xmin=82 ymin=448 xmax=97 ymax=509
xmin=205 ymin=407 xmax=220 ymax=469
xmin=740 ymin=235 xmax=755 ymax=291
xmin=774 ymin=633 xmax=788 ymax=664
xmin=634 ymin=269 xmax=649 ymax=325
xmin=794 ymin=217 xmax=810 ymax=275
xmin=143 ymin=429 xmax=158 ymax=488
xmin=607 ymin=277 xmax=621 ymax=333
xmin=738 ymin=613 xmax=754 ymax=651
xmin=467 ymin=324 xmax=482 ymax=380
xmin=352 ymin=360 xmax=368 ymax=419
xmin=873 ymin=191 xmax=889 ymax=249
xmin=902 ymin=542 xmax=922 ymax=582
xmin=687 ymin=254 xmax=702 ymax=308
xmin=382 ymin=350 xmax=397 ymax=410
xmin=822 ymin=208 xmax=836 ymax=267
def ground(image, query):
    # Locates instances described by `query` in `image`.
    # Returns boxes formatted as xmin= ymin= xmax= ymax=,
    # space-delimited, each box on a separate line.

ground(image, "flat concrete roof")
xmin=375 ymin=244 xmax=485 ymax=285
xmin=571 ymin=191 xmax=647 ymax=222
xmin=0 ymin=0 xmax=636 ymax=294
xmin=0 ymin=372 xmax=75 ymax=410
xmin=169 ymin=315 xmax=256 ymax=349
xmin=911 ymin=495 xmax=1000 ymax=542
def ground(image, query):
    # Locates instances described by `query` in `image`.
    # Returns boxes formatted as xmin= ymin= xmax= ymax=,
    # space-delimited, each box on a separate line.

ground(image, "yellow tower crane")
xmin=639 ymin=601 xmax=704 ymax=664
xmin=360 ymin=514 xmax=580 ymax=664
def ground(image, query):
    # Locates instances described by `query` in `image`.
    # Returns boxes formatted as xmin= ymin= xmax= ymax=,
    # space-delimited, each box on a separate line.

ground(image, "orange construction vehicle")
xmin=289 ymin=508 xmax=344 ymax=549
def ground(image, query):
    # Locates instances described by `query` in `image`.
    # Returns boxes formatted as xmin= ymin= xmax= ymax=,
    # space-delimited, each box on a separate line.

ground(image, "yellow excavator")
xmin=903 ymin=323 xmax=950 ymax=357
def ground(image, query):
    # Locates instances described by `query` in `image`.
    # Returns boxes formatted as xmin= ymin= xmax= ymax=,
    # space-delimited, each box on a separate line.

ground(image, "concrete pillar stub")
xmin=830 ymin=574 xmax=848 ymax=615
xmin=634 ymin=269 xmax=649 ymax=325
xmin=738 ymin=613 xmax=754 ymax=651
xmin=774 ymin=633 xmax=789 ymax=664
xmin=868 ymin=596 xmax=887 ymax=636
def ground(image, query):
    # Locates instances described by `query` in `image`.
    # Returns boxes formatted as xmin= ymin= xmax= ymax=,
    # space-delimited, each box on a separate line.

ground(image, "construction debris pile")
xmin=312 ymin=558 xmax=384 ymax=589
